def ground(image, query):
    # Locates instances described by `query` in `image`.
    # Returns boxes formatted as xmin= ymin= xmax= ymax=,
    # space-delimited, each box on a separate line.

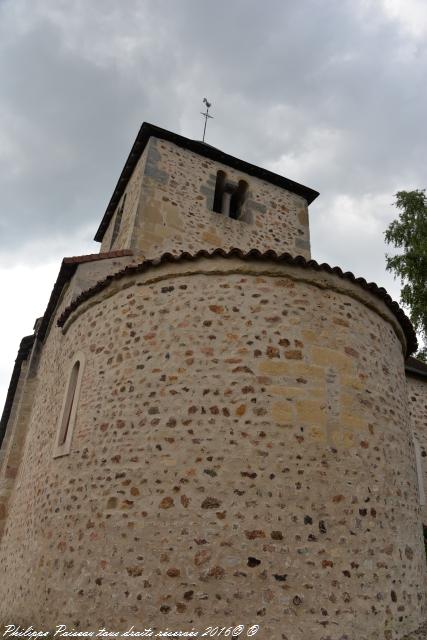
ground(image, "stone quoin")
xmin=0 ymin=122 xmax=426 ymax=640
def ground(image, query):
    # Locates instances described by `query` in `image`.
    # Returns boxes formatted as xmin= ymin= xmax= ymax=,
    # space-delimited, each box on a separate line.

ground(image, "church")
xmin=0 ymin=121 xmax=426 ymax=639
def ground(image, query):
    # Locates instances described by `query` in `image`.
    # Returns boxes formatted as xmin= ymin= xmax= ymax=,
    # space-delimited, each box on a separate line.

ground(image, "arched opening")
xmin=54 ymin=353 xmax=85 ymax=457
xmin=414 ymin=437 xmax=426 ymax=506
xmin=110 ymin=193 xmax=127 ymax=249
xmin=229 ymin=180 xmax=248 ymax=219
xmin=423 ymin=525 xmax=427 ymax=558
xmin=213 ymin=170 xmax=226 ymax=213
xmin=58 ymin=361 xmax=80 ymax=446
xmin=212 ymin=171 xmax=248 ymax=220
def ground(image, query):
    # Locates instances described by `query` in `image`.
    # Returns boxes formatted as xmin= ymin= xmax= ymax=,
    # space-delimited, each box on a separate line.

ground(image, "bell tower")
xmin=95 ymin=123 xmax=319 ymax=260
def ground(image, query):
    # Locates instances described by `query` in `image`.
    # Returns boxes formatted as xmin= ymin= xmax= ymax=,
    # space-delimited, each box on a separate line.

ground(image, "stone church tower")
xmin=0 ymin=123 xmax=426 ymax=640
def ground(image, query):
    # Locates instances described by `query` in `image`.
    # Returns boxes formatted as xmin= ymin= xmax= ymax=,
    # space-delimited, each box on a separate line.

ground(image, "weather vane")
xmin=201 ymin=98 xmax=213 ymax=142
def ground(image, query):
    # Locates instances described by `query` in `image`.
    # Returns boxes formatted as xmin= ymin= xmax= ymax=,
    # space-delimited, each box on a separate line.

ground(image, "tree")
xmin=385 ymin=189 xmax=427 ymax=362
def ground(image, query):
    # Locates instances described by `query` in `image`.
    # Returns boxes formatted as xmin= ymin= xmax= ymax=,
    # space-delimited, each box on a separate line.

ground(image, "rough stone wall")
xmin=0 ymin=255 xmax=140 ymax=599
xmin=0 ymin=357 xmax=31 ymax=533
xmin=0 ymin=357 xmax=29 ymax=469
xmin=100 ymin=149 xmax=149 ymax=253
xmin=0 ymin=257 xmax=424 ymax=640
xmin=407 ymin=374 xmax=427 ymax=523
xmin=0 ymin=263 xmax=85 ymax=621
xmin=116 ymin=137 xmax=311 ymax=259
xmin=67 ymin=255 xmax=139 ymax=305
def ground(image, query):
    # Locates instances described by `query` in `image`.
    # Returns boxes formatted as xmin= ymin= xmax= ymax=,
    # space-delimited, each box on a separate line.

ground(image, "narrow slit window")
xmin=58 ymin=361 xmax=79 ymax=446
xmin=213 ymin=171 xmax=226 ymax=213
xmin=229 ymin=180 xmax=248 ymax=219
xmin=110 ymin=193 xmax=127 ymax=249
xmin=414 ymin=438 xmax=426 ymax=506
xmin=54 ymin=353 xmax=85 ymax=457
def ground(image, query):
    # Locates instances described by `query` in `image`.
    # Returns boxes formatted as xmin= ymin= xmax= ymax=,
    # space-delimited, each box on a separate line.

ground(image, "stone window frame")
xmin=413 ymin=437 xmax=426 ymax=506
xmin=109 ymin=193 xmax=127 ymax=250
xmin=53 ymin=351 xmax=85 ymax=458
xmin=212 ymin=170 xmax=249 ymax=220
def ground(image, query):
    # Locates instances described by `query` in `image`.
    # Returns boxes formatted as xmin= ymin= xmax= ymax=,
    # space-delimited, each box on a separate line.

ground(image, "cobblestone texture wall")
xmin=0 ymin=256 xmax=424 ymax=640
xmin=100 ymin=149 xmax=149 ymax=253
xmin=101 ymin=137 xmax=311 ymax=259
xmin=408 ymin=375 xmax=427 ymax=523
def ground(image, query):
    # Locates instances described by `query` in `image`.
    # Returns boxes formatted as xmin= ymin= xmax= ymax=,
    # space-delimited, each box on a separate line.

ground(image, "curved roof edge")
xmin=94 ymin=122 xmax=320 ymax=242
xmin=37 ymin=250 xmax=133 ymax=343
xmin=57 ymin=247 xmax=417 ymax=356
xmin=406 ymin=356 xmax=427 ymax=379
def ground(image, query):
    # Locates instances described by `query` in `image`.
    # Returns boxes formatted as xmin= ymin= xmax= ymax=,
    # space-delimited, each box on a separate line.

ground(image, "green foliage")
xmin=385 ymin=190 xmax=427 ymax=361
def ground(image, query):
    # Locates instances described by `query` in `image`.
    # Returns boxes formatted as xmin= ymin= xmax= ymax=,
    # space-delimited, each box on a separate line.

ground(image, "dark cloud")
xmin=1 ymin=0 xmax=426 ymax=407
xmin=0 ymin=0 xmax=425 ymax=272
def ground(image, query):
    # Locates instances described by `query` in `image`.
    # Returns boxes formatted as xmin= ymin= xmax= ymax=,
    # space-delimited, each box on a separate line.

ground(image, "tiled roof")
xmin=94 ymin=122 xmax=320 ymax=242
xmin=62 ymin=250 xmax=133 ymax=265
xmin=56 ymin=247 xmax=418 ymax=356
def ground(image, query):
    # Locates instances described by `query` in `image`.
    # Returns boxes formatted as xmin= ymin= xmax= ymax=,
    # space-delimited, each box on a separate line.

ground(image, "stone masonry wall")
xmin=101 ymin=137 xmax=311 ymax=259
xmin=0 ymin=256 xmax=424 ymax=640
xmin=0 ymin=357 xmax=31 ymax=534
xmin=100 ymin=149 xmax=149 ymax=253
xmin=0 ymin=255 xmax=140 ymax=604
xmin=407 ymin=374 xmax=427 ymax=523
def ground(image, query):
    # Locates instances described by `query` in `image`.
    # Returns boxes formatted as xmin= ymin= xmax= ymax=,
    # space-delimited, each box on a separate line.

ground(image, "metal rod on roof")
xmin=201 ymin=98 xmax=213 ymax=142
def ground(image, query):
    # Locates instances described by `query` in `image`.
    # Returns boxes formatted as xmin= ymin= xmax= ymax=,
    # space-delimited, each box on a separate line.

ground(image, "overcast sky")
xmin=1 ymin=0 xmax=426 ymax=410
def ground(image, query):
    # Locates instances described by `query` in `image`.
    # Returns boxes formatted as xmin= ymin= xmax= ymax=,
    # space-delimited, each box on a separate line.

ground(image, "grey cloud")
xmin=1 ymin=0 xmax=426 ymax=409
xmin=0 ymin=0 xmax=426 ymax=278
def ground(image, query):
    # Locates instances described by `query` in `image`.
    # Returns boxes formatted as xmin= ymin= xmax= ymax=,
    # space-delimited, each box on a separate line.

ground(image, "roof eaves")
xmin=405 ymin=356 xmax=427 ymax=379
xmin=56 ymin=247 xmax=417 ymax=357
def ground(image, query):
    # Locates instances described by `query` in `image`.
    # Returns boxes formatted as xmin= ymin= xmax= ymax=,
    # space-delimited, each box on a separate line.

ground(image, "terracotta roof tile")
xmin=63 ymin=249 xmax=133 ymax=265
